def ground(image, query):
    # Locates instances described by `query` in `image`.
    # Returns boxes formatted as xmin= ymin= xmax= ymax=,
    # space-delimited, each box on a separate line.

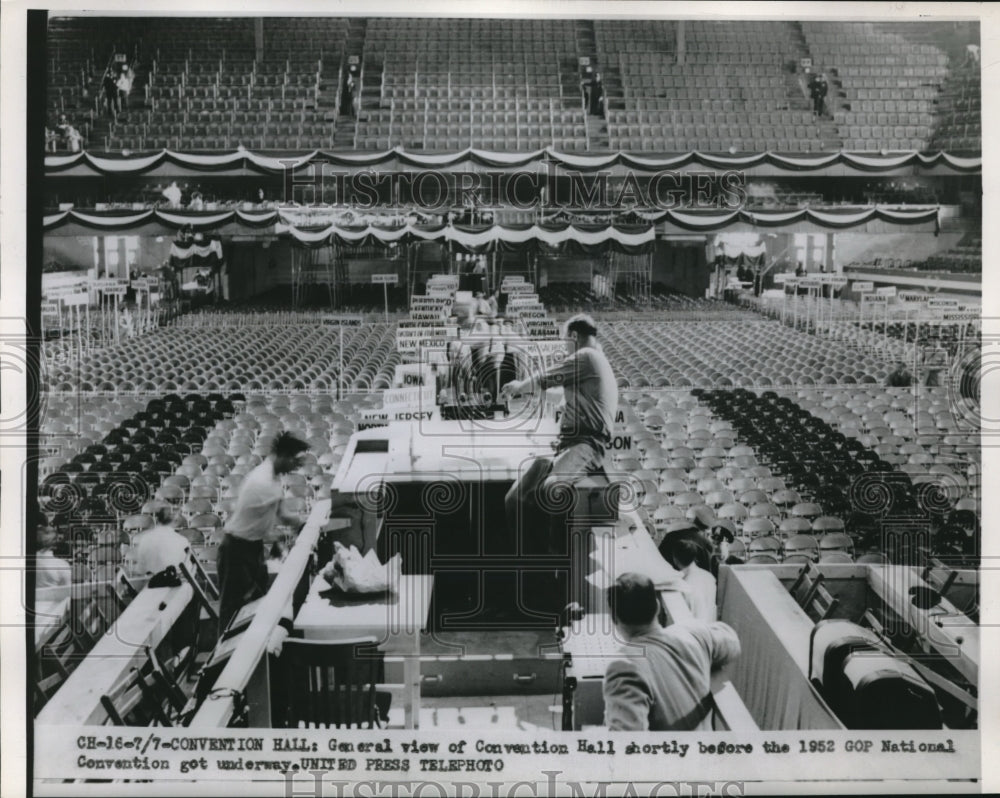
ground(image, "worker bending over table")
xmin=217 ymin=432 xmax=309 ymax=633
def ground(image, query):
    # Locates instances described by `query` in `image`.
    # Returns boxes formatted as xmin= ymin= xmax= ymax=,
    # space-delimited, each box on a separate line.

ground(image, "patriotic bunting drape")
xmin=43 ymin=205 xmax=941 ymax=242
xmin=44 ymin=146 xmax=981 ymax=176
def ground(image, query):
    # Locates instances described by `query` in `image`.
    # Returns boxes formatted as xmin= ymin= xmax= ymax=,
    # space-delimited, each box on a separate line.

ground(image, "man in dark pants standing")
xmin=217 ymin=432 xmax=309 ymax=632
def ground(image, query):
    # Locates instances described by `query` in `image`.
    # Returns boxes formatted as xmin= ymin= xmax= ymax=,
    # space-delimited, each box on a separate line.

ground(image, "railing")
xmin=190 ymin=499 xmax=329 ymax=727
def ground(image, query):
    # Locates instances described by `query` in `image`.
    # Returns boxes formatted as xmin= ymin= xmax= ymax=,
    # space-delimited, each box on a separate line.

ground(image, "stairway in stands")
xmin=330 ymin=17 xmax=369 ymax=149
xmin=788 ymin=21 xmax=843 ymax=151
xmin=572 ymin=20 xmax=611 ymax=150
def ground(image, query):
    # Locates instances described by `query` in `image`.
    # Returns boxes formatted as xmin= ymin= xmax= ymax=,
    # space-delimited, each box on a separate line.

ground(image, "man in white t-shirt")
xmin=218 ymin=432 xmax=309 ymax=631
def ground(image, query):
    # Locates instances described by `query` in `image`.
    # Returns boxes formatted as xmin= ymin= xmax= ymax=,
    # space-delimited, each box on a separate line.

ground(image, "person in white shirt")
xmin=116 ymin=65 xmax=133 ymax=113
xmin=660 ymin=532 xmax=717 ymax=623
xmin=218 ymin=432 xmax=309 ymax=632
xmin=36 ymin=526 xmax=71 ymax=588
xmin=134 ymin=507 xmax=190 ymax=576
xmin=603 ymin=572 xmax=740 ymax=731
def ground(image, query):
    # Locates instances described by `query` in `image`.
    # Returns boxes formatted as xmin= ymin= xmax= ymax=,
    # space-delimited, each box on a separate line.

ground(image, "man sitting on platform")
xmin=500 ymin=313 xmax=618 ymax=551
xmin=604 ymin=572 xmax=741 ymax=731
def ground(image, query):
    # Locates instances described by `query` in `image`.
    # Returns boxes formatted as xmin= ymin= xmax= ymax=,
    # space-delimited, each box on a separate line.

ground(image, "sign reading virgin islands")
xmin=16 ymin=10 xmax=987 ymax=798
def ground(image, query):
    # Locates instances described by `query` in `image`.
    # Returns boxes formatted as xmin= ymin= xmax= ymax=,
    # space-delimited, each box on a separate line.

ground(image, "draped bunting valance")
xmin=43 ymin=146 xmax=982 ymax=177
xmin=169 ymin=237 xmax=225 ymax=268
xmin=43 ymin=205 xmax=941 ymax=242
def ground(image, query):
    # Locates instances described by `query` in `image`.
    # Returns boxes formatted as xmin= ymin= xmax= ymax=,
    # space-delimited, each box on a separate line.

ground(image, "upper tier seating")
xmin=355 ymin=18 xmax=585 ymax=151
xmin=597 ymin=21 xmax=826 ymax=152
xmin=802 ymin=21 xmax=964 ymax=152
xmin=46 ymin=17 xmax=980 ymax=154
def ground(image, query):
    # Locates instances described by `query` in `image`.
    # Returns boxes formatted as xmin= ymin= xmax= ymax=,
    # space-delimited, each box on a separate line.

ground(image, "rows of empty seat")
xmin=44 ymin=322 xmax=401 ymax=394
xmin=803 ymin=21 xmax=950 ymax=151
xmin=39 ymin=396 xmax=149 ymax=478
xmin=597 ymin=21 xmax=821 ymax=152
xmin=612 ymin=387 xmax=975 ymax=567
xmin=929 ymin=64 xmax=981 ymax=153
xmin=538 ymin=284 xmax=737 ymax=316
xmin=356 ymin=98 xmax=588 ymax=151
xmin=356 ymin=19 xmax=581 ymax=151
xmin=47 ymin=17 xmax=981 ymax=155
xmin=121 ymin=393 xmax=378 ymax=579
xmin=108 ymin=18 xmax=349 ymax=151
xmin=599 ymin=319 xmax=895 ymax=389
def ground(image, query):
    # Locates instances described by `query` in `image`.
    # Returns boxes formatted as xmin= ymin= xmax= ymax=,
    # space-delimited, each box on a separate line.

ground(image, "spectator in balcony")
xmin=795 ymin=261 xmax=805 ymax=277
xmin=589 ymin=73 xmax=605 ymax=118
xmin=809 ymin=72 xmax=829 ymax=117
xmin=342 ymin=71 xmax=356 ymax=118
xmin=162 ymin=181 xmax=182 ymax=208
xmin=102 ymin=69 xmax=119 ymax=119
xmin=64 ymin=124 xmax=84 ymax=153
xmin=55 ymin=113 xmax=71 ymax=138
xmin=116 ymin=64 xmax=134 ymax=114
xmin=44 ymin=125 xmax=60 ymax=153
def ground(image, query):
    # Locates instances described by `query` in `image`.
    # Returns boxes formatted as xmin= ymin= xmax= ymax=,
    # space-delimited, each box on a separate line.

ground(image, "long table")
xmin=36 ymin=583 xmax=193 ymax=725
xmin=294 ymin=573 xmax=434 ymax=730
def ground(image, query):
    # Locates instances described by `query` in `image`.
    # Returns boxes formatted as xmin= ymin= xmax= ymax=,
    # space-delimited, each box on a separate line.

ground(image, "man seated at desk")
xmin=35 ymin=525 xmax=71 ymax=589
xmin=659 ymin=530 xmax=717 ymax=623
xmin=132 ymin=506 xmax=190 ymax=577
xmin=499 ymin=313 xmax=617 ymax=552
xmin=603 ymin=573 xmax=740 ymax=731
